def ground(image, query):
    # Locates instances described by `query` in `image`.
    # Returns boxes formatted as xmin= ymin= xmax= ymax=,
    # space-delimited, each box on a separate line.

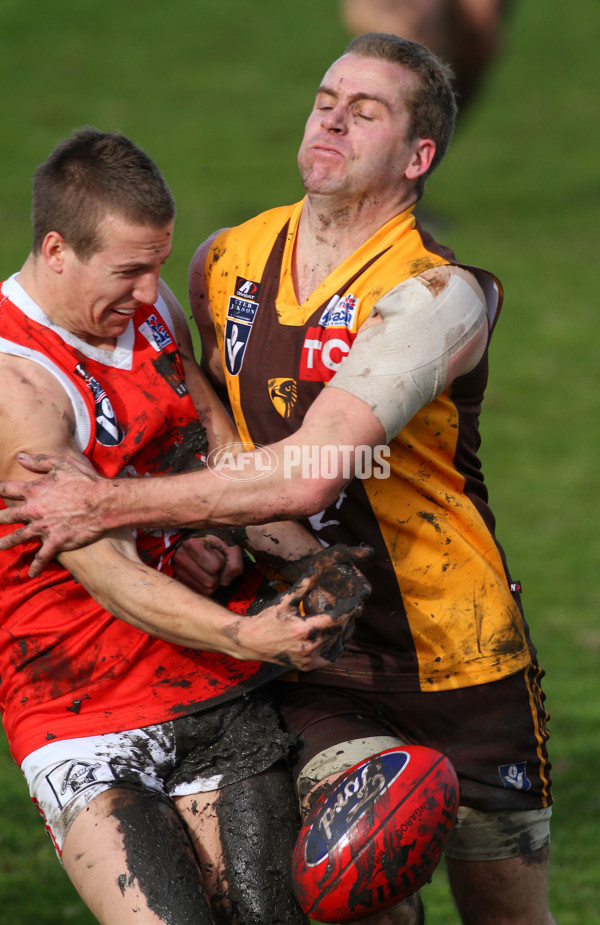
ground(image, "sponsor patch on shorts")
xmin=45 ymin=759 xmax=118 ymax=809
xmin=498 ymin=761 xmax=531 ymax=791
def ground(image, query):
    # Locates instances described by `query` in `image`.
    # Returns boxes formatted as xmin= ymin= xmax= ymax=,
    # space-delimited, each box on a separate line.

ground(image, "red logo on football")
xmin=292 ymin=746 xmax=459 ymax=922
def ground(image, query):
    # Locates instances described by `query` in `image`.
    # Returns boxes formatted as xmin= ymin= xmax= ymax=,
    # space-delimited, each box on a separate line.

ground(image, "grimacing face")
xmin=50 ymin=213 xmax=173 ymax=347
xmin=297 ymin=53 xmax=425 ymax=204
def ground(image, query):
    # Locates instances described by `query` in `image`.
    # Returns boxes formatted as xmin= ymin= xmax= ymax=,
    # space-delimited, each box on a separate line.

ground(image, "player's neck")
xmin=15 ymin=258 xmax=57 ymax=323
xmin=293 ymin=191 xmax=415 ymax=303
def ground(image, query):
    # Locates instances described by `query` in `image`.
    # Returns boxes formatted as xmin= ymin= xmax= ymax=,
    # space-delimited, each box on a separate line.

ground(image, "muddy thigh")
xmin=62 ymin=787 xmax=213 ymax=925
xmin=217 ymin=762 xmax=305 ymax=924
xmin=177 ymin=761 xmax=305 ymax=925
xmin=111 ymin=791 xmax=212 ymax=920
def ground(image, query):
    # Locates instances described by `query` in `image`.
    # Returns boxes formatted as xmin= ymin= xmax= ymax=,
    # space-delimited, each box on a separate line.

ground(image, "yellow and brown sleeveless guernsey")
xmin=205 ymin=200 xmax=534 ymax=693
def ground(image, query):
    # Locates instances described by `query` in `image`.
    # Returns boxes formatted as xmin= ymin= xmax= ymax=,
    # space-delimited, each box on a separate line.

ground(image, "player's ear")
xmin=41 ymin=231 xmax=69 ymax=273
xmin=405 ymin=138 xmax=436 ymax=181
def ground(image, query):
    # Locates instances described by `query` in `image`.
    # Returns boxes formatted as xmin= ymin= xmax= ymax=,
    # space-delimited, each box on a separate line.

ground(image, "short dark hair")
xmin=31 ymin=127 xmax=176 ymax=258
xmin=345 ymin=33 xmax=457 ymax=197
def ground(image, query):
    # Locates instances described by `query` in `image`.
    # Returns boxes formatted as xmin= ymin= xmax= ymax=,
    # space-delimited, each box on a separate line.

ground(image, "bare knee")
xmin=446 ymin=846 xmax=556 ymax=925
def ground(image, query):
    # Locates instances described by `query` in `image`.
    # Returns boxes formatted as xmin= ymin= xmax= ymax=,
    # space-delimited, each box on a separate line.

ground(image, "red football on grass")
xmin=292 ymin=745 xmax=459 ymax=922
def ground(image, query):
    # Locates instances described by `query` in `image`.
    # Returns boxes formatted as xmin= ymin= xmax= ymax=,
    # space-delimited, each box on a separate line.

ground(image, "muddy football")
xmin=292 ymin=745 xmax=459 ymax=922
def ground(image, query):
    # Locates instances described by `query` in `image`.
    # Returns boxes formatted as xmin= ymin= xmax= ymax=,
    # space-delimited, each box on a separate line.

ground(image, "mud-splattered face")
xmin=48 ymin=213 xmax=173 ymax=347
xmin=298 ymin=54 xmax=421 ymax=203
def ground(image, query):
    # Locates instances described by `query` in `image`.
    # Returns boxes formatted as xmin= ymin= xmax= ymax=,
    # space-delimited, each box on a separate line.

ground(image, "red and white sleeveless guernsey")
xmin=0 ymin=275 xmax=278 ymax=767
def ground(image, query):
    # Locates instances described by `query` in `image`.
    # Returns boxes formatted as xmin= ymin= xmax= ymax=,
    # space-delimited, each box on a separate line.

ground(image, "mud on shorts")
xmin=272 ymin=663 xmax=553 ymax=861
xmin=21 ymin=689 xmax=294 ymax=861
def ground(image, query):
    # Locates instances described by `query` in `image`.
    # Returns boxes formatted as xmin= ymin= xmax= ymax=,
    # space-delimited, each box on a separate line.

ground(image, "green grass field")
xmin=1 ymin=0 xmax=599 ymax=921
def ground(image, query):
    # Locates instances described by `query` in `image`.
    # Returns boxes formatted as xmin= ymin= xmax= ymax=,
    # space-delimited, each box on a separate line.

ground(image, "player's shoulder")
xmin=0 ymin=351 xmax=73 ymax=422
xmin=214 ymin=203 xmax=296 ymax=249
xmin=418 ymin=264 xmax=486 ymax=300
xmin=201 ymin=204 xmax=297 ymax=288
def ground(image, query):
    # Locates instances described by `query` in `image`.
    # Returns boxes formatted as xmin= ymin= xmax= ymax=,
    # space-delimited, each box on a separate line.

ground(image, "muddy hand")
xmin=301 ymin=544 xmax=373 ymax=617
xmin=230 ymin=574 xmax=351 ymax=671
xmin=0 ymin=452 xmax=103 ymax=576
xmin=300 ymin=544 xmax=373 ymax=662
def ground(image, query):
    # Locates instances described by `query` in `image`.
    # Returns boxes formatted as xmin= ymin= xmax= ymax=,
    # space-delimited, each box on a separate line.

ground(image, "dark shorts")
xmin=273 ymin=662 xmax=552 ymax=814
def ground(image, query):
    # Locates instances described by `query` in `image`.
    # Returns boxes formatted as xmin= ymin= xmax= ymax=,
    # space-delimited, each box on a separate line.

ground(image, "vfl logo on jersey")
xmin=318 ymin=292 xmax=359 ymax=329
xmin=75 ymin=363 xmax=124 ymax=447
xmin=225 ymin=321 xmax=253 ymax=376
xmin=225 ymin=279 xmax=261 ymax=376
xmin=138 ymin=314 xmax=173 ymax=351
xmin=268 ymin=378 xmax=298 ymax=420
xmin=498 ymin=762 xmax=531 ymax=791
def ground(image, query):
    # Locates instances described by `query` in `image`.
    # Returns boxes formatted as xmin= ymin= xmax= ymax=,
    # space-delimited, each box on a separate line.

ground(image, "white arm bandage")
xmin=328 ymin=273 xmax=487 ymax=441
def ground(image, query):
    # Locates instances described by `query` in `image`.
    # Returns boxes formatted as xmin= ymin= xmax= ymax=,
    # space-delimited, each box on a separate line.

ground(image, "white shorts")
xmin=21 ymin=693 xmax=292 ymax=859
